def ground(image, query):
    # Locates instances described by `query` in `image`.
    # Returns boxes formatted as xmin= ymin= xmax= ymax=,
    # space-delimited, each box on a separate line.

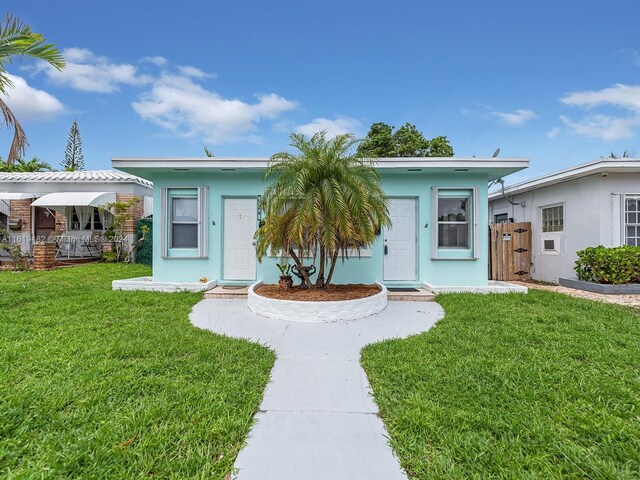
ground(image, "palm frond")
xmin=0 ymin=96 xmax=27 ymax=163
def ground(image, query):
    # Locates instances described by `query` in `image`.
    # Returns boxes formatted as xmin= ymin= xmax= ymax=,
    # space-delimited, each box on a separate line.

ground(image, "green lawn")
xmin=362 ymin=291 xmax=640 ymax=479
xmin=0 ymin=264 xmax=275 ymax=479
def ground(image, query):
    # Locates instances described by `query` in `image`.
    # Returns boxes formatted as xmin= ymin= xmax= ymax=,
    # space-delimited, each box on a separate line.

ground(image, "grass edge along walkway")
xmin=362 ymin=290 xmax=640 ymax=479
xmin=0 ymin=264 xmax=275 ymax=479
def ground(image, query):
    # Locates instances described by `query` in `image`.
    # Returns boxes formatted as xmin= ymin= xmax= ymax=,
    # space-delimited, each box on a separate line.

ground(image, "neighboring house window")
xmin=494 ymin=213 xmax=509 ymax=224
xmin=540 ymin=203 xmax=563 ymax=255
xmin=541 ymin=204 xmax=563 ymax=232
xmin=431 ymin=187 xmax=479 ymax=260
xmin=625 ymin=195 xmax=640 ymax=246
xmin=67 ymin=206 xmax=103 ymax=230
xmin=161 ymin=187 xmax=208 ymax=258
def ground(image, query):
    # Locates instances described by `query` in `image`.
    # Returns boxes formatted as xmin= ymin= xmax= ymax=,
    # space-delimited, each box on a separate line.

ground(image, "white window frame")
xmin=161 ymin=186 xmax=208 ymax=259
xmin=170 ymin=195 xmax=199 ymax=249
xmin=66 ymin=206 xmax=104 ymax=231
xmin=540 ymin=203 xmax=564 ymax=233
xmin=431 ymin=187 xmax=479 ymax=260
xmin=539 ymin=202 xmax=564 ymax=255
xmin=624 ymin=194 xmax=640 ymax=247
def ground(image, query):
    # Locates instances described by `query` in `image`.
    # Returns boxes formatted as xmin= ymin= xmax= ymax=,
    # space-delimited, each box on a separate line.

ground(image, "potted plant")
xmin=277 ymin=260 xmax=293 ymax=290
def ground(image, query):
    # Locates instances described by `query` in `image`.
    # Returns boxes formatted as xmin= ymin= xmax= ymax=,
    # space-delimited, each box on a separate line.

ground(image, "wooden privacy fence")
xmin=490 ymin=222 xmax=531 ymax=281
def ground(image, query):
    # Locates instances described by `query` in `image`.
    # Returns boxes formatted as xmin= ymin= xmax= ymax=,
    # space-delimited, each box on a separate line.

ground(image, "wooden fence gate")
xmin=490 ymin=222 xmax=531 ymax=281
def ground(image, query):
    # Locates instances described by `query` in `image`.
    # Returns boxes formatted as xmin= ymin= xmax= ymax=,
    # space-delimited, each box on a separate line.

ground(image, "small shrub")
xmin=99 ymin=199 xmax=149 ymax=263
xmin=0 ymin=226 xmax=30 ymax=271
xmin=574 ymin=245 xmax=640 ymax=284
xmin=100 ymin=251 xmax=118 ymax=263
xmin=135 ymin=218 xmax=152 ymax=266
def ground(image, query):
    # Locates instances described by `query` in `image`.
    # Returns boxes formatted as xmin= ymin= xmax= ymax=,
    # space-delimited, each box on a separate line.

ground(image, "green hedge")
xmin=574 ymin=245 xmax=640 ymax=284
xmin=135 ymin=217 xmax=152 ymax=266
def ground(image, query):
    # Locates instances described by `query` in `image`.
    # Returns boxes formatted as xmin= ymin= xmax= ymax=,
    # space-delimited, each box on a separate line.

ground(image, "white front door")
xmin=224 ymin=198 xmax=257 ymax=281
xmin=383 ymin=198 xmax=417 ymax=281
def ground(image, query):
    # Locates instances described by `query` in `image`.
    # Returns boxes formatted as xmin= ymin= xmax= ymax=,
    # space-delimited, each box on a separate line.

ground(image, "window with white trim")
xmin=171 ymin=195 xmax=198 ymax=248
xmin=67 ymin=206 xmax=103 ymax=231
xmin=431 ymin=187 xmax=479 ymax=260
xmin=625 ymin=195 xmax=640 ymax=246
xmin=437 ymin=194 xmax=470 ymax=248
xmin=161 ymin=187 xmax=208 ymax=258
xmin=541 ymin=205 xmax=563 ymax=232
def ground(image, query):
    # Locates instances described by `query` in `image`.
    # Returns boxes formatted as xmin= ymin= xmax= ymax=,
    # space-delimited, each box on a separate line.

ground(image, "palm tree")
xmin=0 ymin=156 xmax=54 ymax=172
xmin=13 ymin=156 xmax=54 ymax=172
xmin=0 ymin=14 xmax=65 ymax=165
xmin=256 ymin=131 xmax=391 ymax=289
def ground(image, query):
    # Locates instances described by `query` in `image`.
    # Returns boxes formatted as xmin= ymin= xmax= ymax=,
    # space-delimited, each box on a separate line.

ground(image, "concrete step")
xmin=387 ymin=288 xmax=435 ymax=302
xmin=204 ymin=285 xmax=249 ymax=299
xmin=204 ymin=285 xmax=435 ymax=302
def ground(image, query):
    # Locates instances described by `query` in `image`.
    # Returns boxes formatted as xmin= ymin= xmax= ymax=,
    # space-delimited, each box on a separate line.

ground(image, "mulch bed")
xmin=255 ymin=283 xmax=381 ymax=301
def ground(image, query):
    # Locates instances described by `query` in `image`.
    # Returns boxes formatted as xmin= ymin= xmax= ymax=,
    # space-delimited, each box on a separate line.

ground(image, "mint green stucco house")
xmin=112 ymin=157 xmax=527 ymax=291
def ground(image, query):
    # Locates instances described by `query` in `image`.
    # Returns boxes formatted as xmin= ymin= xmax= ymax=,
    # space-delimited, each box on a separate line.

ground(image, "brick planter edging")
xmin=247 ymin=281 xmax=388 ymax=323
xmin=559 ymin=277 xmax=640 ymax=294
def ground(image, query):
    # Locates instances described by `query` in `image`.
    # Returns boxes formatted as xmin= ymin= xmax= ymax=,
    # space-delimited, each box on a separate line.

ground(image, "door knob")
xmin=384 ymin=245 xmax=388 ymax=255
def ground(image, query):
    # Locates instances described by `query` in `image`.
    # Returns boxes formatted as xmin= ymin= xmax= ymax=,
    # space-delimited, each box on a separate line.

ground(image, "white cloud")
xmin=295 ymin=117 xmax=362 ymax=138
xmin=132 ymin=74 xmax=297 ymax=143
xmin=140 ymin=56 xmax=168 ymax=66
xmin=25 ymin=47 xmax=300 ymax=143
xmin=33 ymin=48 xmax=152 ymax=93
xmin=561 ymin=84 xmax=640 ymax=111
xmin=559 ymin=84 xmax=640 ymax=140
xmin=546 ymin=127 xmax=561 ymax=139
xmin=490 ymin=108 xmax=537 ymax=126
xmin=559 ymin=114 xmax=640 ymax=141
xmin=177 ymin=65 xmax=216 ymax=79
xmin=0 ymin=74 xmax=64 ymax=121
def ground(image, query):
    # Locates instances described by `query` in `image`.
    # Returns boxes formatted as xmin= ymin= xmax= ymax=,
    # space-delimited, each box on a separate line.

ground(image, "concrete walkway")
xmin=190 ymin=300 xmax=443 ymax=480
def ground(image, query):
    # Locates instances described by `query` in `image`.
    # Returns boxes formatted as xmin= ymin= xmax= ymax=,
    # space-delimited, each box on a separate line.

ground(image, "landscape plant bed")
xmin=559 ymin=277 xmax=640 ymax=294
xmin=255 ymin=283 xmax=381 ymax=301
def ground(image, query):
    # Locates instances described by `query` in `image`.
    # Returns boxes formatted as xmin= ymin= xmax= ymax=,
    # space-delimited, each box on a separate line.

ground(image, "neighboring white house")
xmin=0 ymin=170 xmax=152 ymax=257
xmin=489 ymin=158 xmax=640 ymax=283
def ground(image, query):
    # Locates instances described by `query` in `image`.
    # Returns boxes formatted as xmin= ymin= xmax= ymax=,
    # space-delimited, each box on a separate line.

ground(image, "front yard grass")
xmin=362 ymin=291 xmax=640 ymax=479
xmin=0 ymin=264 xmax=275 ymax=479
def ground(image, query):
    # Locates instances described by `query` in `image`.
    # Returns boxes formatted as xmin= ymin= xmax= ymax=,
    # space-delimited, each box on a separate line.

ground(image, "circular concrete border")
xmin=247 ymin=281 xmax=388 ymax=323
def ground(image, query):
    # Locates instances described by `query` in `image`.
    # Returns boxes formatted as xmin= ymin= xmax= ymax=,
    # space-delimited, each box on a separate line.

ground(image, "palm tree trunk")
xmin=315 ymin=244 xmax=326 ymax=288
xmin=289 ymin=247 xmax=313 ymax=288
xmin=325 ymin=250 xmax=340 ymax=288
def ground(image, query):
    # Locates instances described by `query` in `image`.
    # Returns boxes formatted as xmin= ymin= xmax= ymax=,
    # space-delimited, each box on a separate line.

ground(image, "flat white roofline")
xmin=489 ymin=158 xmax=640 ymax=200
xmin=112 ymin=156 xmax=529 ymax=170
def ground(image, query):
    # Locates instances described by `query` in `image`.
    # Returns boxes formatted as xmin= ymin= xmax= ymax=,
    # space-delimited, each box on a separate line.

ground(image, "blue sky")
xmin=1 ymin=0 xmax=639 ymax=182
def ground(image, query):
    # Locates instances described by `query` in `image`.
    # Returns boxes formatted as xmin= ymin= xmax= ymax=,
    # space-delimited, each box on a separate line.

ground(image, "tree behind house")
xmin=357 ymin=121 xmax=454 ymax=157
xmin=0 ymin=156 xmax=54 ymax=172
xmin=63 ymin=119 xmax=84 ymax=171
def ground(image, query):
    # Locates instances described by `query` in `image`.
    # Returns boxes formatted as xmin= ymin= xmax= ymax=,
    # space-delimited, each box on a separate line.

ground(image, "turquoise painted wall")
xmin=150 ymin=170 xmax=490 ymax=286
